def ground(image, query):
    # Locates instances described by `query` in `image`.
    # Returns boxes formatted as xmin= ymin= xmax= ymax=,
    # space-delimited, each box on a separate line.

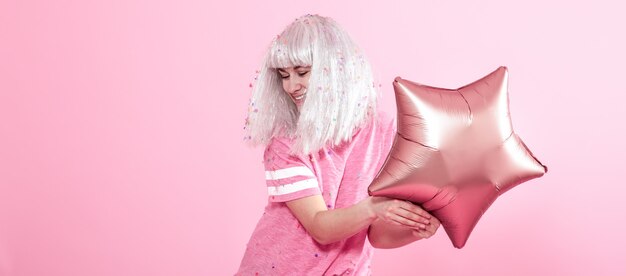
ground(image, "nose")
xmin=286 ymin=79 xmax=305 ymax=94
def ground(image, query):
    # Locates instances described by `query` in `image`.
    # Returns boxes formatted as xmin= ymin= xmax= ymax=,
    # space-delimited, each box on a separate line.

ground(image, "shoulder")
xmin=264 ymin=136 xmax=310 ymax=163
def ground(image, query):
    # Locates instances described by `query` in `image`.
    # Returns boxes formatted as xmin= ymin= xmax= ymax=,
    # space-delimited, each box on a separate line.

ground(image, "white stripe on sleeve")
xmin=265 ymin=166 xmax=315 ymax=180
xmin=267 ymin=178 xmax=319 ymax=196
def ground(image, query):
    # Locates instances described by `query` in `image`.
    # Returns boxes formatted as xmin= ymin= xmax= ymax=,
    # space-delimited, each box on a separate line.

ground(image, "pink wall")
xmin=1 ymin=0 xmax=624 ymax=275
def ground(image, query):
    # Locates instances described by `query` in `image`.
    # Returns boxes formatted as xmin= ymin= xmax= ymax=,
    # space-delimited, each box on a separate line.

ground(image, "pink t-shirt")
xmin=236 ymin=110 xmax=396 ymax=276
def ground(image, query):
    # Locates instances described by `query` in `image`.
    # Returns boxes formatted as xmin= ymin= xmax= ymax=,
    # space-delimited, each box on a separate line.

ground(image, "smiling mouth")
xmin=294 ymin=94 xmax=306 ymax=100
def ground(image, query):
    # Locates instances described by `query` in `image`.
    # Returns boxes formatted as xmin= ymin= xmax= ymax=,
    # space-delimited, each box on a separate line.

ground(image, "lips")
xmin=292 ymin=89 xmax=307 ymax=104
xmin=289 ymin=90 xmax=307 ymax=106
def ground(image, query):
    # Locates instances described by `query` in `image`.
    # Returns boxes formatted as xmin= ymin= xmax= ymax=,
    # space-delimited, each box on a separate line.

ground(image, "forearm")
xmin=367 ymin=217 xmax=423 ymax=249
xmin=312 ymin=198 xmax=376 ymax=245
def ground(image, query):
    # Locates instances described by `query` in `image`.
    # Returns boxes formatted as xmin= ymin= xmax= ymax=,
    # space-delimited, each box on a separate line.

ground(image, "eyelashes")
xmin=279 ymin=71 xmax=309 ymax=79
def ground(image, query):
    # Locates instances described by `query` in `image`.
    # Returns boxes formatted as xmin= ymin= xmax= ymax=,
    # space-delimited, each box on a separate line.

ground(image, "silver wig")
xmin=243 ymin=14 xmax=379 ymax=156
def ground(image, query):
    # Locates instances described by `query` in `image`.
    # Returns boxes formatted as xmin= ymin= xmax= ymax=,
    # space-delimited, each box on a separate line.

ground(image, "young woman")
xmin=237 ymin=14 xmax=441 ymax=275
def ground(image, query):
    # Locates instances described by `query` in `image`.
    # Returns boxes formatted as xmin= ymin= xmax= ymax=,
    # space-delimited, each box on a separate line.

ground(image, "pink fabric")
xmin=236 ymin=110 xmax=397 ymax=276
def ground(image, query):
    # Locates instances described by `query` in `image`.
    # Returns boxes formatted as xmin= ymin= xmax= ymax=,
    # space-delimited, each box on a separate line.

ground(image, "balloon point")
xmin=394 ymin=76 xmax=402 ymax=83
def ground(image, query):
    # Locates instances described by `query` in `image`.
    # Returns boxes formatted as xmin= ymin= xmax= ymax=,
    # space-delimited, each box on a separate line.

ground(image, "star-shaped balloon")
xmin=368 ymin=66 xmax=547 ymax=248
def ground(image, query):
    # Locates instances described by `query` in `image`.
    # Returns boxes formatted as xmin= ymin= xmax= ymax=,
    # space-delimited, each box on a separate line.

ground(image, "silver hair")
xmin=243 ymin=14 xmax=379 ymax=155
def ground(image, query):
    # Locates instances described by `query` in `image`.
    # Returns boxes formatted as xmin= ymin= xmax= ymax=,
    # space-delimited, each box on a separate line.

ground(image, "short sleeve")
xmin=263 ymin=137 xmax=321 ymax=202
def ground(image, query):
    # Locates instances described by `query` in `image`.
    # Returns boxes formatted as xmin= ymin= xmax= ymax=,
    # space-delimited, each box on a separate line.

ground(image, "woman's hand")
xmin=365 ymin=196 xmax=432 ymax=230
xmin=365 ymin=196 xmax=442 ymax=248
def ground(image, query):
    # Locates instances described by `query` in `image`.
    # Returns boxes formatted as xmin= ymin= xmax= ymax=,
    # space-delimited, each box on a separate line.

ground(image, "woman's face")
xmin=277 ymin=65 xmax=311 ymax=110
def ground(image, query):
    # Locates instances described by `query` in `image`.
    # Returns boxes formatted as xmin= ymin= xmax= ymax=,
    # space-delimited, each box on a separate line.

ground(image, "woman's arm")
xmin=285 ymin=195 xmax=432 ymax=245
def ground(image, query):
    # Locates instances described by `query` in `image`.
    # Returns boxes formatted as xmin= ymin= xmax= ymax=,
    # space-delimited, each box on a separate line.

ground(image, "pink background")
xmin=1 ymin=0 xmax=624 ymax=275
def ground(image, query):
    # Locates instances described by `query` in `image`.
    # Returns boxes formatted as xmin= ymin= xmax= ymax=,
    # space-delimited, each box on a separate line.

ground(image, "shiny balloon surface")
xmin=368 ymin=66 xmax=547 ymax=248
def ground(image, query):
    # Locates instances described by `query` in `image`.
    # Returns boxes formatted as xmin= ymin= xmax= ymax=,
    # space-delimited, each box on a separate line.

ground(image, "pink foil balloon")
xmin=368 ymin=66 xmax=547 ymax=248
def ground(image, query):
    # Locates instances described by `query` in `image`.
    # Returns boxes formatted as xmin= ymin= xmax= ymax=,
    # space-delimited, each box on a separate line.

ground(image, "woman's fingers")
xmin=379 ymin=199 xmax=432 ymax=228
xmin=387 ymin=211 xmax=428 ymax=229
xmin=395 ymin=208 xmax=430 ymax=228
xmin=387 ymin=200 xmax=441 ymax=239
xmin=413 ymin=216 xmax=441 ymax=238
xmin=398 ymin=201 xmax=432 ymax=224
xmin=400 ymin=201 xmax=432 ymax=220
xmin=402 ymin=200 xmax=431 ymax=219
xmin=371 ymin=197 xmax=436 ymax=230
